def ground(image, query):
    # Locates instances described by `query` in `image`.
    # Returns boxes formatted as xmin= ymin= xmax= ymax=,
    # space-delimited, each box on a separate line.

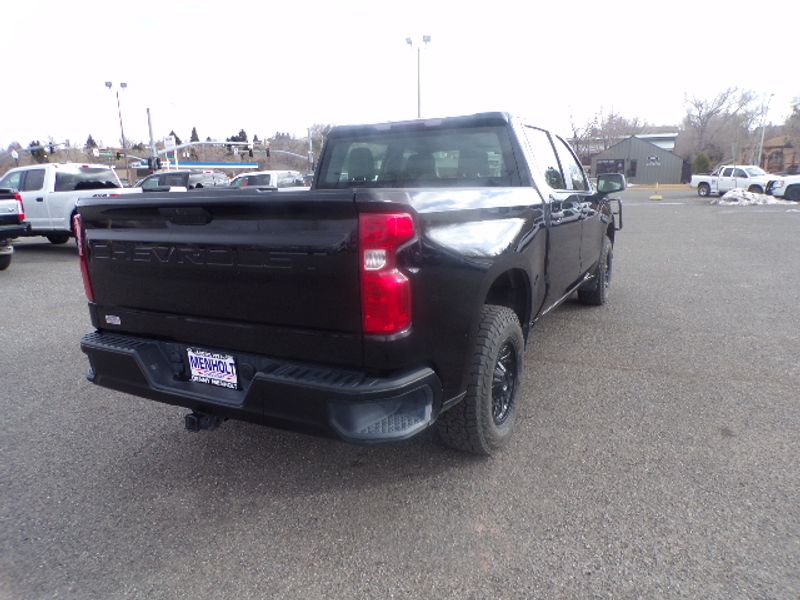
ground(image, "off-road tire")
xmin=47 ymin=234 xmax=70 ymax=245
xmin=0 ymin=254 xmax=11 ymax=270
xmin=578 ymin=235 xmax=612 ymax=306
xmin=748 ymin=184 xmax=763 ymax=194
xmin=697 ymin=183 xmax=710 ymax=197
xmin=436 ymin=305 xmax=524 ymax=455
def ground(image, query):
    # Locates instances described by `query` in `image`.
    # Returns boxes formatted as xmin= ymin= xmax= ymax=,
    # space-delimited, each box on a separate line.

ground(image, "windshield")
xmin=316 ymin=125 xmax=520 ymax=189
xmin=745 ymin=167 xmax=766 ymax=177
xmin=54 ymin=168 xmax=120 ymax=191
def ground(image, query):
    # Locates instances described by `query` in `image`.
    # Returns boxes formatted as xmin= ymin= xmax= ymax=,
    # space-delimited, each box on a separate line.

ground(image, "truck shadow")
xmin=13 ymin=239 xmax=77 ymax=261
xmin=100 ymin=412 xmax=493 ymax=500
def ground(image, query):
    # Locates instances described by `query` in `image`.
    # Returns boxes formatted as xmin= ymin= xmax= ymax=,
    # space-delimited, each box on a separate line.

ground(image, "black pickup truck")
xmin=77 ymin=112 xmax=624 ymax=454
xmin=0 ymin=188 xmax=28 ymax=270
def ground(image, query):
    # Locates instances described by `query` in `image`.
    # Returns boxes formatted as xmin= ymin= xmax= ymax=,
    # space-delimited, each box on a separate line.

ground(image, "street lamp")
xmin=105 ymin=81 xmax=129 ymax=181
xmin=406 ymin=35 xmax=431 ymax=118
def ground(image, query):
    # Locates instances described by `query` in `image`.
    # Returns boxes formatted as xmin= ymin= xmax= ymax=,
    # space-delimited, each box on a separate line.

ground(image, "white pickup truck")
xmin=0 ymin=163 xmax=139 ymax=244
xmin=690 ymin=165 xmax=773 ymax=197
xmin=766 ymin=174 xmax=800 ymax=201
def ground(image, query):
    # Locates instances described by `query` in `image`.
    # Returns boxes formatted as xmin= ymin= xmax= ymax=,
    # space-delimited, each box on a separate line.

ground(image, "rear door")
xmin=521 ymin=126 xmax=583 ymax=303
xmin=551 ymin=136 xmax=602 ymax=274
xmin=718 ymin=167 xmax=735 ymax=193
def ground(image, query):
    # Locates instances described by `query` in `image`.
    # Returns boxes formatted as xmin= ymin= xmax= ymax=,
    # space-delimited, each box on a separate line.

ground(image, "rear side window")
xmin=523 ymin=126 xmax=564 ymax=189
xmin=22 ymin=169 xmax=46 ymax=191
xmin=55 ymin=168 xmax=119 ymax=191
xmin=317 ymin=125 xmax=520 ymax=188
xmin=553 ymin=137 xmax=588 ymax=191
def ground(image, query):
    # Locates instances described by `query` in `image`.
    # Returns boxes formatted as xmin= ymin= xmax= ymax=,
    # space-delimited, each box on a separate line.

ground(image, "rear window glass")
xmin=317 ymin=126 xmax=520 ymax=188
xmin=142 ymin=173 xmax=189 ymax=189
xmin=55 ymin=168 xmax=119 ymax=191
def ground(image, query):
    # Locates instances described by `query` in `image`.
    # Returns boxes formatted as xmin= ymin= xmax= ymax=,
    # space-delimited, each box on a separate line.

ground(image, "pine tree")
xmin=190 ymin=127 xmax=199 ymax=143
xmin=85 ymin=134 xmax=97 ymax=148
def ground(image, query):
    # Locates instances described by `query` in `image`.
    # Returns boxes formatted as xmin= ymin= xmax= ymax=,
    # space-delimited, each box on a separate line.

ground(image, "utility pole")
xmin=105 ymin=81 xmax=129 ymax=182
xmin=147 ymin=108 xmax=157 ymax=168
xmin=755 ymin=93 xmax=774 ymax=169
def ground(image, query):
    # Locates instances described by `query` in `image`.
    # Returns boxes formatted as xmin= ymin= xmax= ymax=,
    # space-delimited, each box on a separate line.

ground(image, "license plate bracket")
xmin=186 ymin=347 xmax=239 ymax=390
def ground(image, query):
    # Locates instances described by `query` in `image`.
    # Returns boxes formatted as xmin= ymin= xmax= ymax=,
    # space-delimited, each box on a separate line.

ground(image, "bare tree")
xmin=569 ymin=110 xmax=646 ymax=165
xmin=682 ymin=87 xmax=759 ymax=163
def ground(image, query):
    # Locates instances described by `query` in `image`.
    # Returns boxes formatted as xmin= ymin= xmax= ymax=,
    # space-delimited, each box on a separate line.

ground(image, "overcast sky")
xmin=3 ymin=0 xmax=797 ymax=150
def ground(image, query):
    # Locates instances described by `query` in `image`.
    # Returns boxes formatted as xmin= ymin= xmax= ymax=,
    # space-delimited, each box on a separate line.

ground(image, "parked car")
xmin=690 ymin=165 xmax=773 ymax=197
xmin=228 ymin=170 xmax=306 ymax=190
xmin=0 ymin=163 xmax=140 ymax=244
xmin=135 ymin=170 xmax=229 ymax=191
xmin=0 ymin=188 xmax=29 ymax=270
xmin=766 ymin=175 xmax=800 ymax=201
xmin=76 ymin=111 xmax=624 ymax=455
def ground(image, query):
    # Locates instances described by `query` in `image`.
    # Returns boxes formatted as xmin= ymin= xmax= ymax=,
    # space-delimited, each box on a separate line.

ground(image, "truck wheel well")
xmin=485 ymin=269 xmax=530 ymax=338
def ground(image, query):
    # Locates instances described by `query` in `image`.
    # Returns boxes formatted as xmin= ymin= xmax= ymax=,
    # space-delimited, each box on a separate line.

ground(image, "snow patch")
xmin=710 ymin=189 xmax=794 ymax=206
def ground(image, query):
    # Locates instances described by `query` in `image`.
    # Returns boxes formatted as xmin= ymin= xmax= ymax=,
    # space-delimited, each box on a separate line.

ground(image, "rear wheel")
xmin=748 ymin=184 xmax=763 ymax=194
xmin=0 ymin=254 xmax=11 ymax=270
xmin=46 ymin=234 xmax=70 ymax=245
xmin=578 ymin=236 xmax=612 ymax=306
xmin=436 ymin=305 xmax=524 ymax=455
xmin=697 ymin=183 xmax=710 ymax=197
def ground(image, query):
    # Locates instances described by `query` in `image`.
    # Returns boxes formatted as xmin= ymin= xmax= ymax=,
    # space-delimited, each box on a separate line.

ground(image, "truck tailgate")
xmin=78 ymin=190 xmax=362 ymax=365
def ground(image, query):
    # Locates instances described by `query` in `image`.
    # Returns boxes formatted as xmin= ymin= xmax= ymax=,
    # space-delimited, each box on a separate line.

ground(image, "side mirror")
xmin=597 ymin=173 xmax=627 ymax=194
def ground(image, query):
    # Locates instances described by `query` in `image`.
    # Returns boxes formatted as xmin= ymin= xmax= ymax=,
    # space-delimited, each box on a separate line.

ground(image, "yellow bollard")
xmin=649 ymin=182 xmax=663 ymax=201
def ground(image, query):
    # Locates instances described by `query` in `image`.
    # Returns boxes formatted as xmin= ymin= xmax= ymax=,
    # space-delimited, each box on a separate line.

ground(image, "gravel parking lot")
xmin=2 ymin=188 xmax=799 ymax=599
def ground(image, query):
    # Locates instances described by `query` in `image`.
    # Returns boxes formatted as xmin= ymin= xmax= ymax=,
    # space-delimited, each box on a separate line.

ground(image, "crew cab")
xmin=0 ymin=188 xmax=28 ymax=270
xmin=766 ymin=174 xmax=800 ymax=201
xmin=0 ymin=163 xmax=139 ymax=244
xmin=690 ymin=164 xmax=773 ymax=197
xmin=76 ymin=112 xmax=624 ymax=455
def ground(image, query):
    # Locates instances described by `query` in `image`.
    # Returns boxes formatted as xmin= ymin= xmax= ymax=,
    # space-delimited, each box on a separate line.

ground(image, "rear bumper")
xmin=80 ymin=331 xmax=443 ymax=443
xmin=0 ymin=223 xmax=28 ymax=241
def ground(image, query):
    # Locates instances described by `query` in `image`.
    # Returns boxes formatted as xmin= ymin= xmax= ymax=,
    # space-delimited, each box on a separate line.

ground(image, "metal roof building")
xmin=591 ymin=136 xmax=687 ymax=184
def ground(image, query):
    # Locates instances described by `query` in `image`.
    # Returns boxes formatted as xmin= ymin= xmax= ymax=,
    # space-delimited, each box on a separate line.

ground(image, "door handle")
xmin=36 ymin=197 xmax=44 ymax=202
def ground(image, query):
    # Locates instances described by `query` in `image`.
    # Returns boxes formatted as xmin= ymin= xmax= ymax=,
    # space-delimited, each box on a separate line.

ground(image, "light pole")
xmin=406 ymin=35 xmax=431 ymax=118
xmin=105 ymin=81 xmax=129 ymax=182
xmin=756 ymin=92 xmax=774 ymax=169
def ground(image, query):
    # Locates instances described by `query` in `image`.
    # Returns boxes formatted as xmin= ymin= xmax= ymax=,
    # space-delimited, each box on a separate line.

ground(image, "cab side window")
xmin=21 ymin=169 xmax=45 ymax=192
xmin=523 ymin=126 xmax=564 ymax=189
xmin=553 ymin=138 xmax=588 ymax=191
xmin=722 ymin=167 xmax=734 ymax=177
xmin=733 ymin=168 xmax=747 ymax=178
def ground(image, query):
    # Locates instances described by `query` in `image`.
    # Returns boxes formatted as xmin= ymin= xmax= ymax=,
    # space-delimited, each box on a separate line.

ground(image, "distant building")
xmin=758 ymin=136 xmax=799 ymax=174
xmin=591 ymin=136 xmax=687 ymax=184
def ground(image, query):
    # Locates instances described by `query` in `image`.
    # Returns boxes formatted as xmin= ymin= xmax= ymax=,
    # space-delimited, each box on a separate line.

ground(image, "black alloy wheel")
xmin=492 ymin=342 xmax=517 ymax=426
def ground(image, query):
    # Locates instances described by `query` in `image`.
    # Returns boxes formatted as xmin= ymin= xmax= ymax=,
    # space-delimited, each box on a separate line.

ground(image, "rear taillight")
xmin=14 ymin=192 xmax=24 ymax=223
xmin=359 ymin=212 xmax=415 ymax=335
xmin=73 ymin=214 xmax=95 ymax=302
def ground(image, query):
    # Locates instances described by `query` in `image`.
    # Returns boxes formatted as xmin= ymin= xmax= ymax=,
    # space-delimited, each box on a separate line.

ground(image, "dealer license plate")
xmin=186 ymin=348 xmax=238 ymax=389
